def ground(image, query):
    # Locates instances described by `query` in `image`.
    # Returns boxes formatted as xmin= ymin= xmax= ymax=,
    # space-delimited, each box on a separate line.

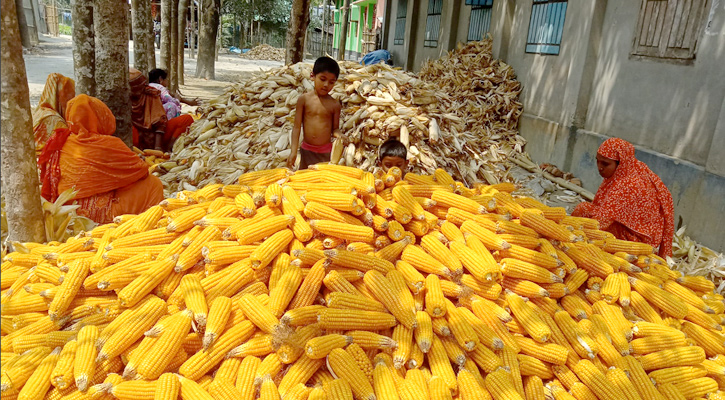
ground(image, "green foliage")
xmin=59 ymin=24 xmax=72 ymax=36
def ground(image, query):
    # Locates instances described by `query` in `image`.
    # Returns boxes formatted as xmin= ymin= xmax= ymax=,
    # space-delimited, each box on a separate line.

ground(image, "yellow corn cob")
xmin=248 ymin=229 xmax=294 ymax=270
xmin=572 ymin=360 xmax=627 ymax=400
xmin=519 ymin=210 xmax=575 ymax=243
xmin=676 ymin=275 xmax=715 ymax=293
xmin=648 ymin=365 xmax=708 ymax=386
xmin=276 ymin=355 xmax=324 ymax=396
xmin=235 ymin=355 xmax=261 ymax=399
xmin=392 ymin=186 xmax=426 ymax=221
xmin=318 ymin=308 xmax=396 ymax=331
xmin=432 ymin=190 xmax=486 ymax=214
xmin=226 ymin=334 xmax=275 ymax=358
xmin=602 ymin=238 xmax=654 ymax=255
xmin=637 ymin=346 xmax=706 ymax=371
xmin=178 ymin=321 xmax=255 ymax=381
xmin=73 ymin=324 xmax=98 ymax=391
xmin=304 ymin=334 xmax=351 ymax=359
xmin=264 ymin=183 xmax=283 ymax=208
xmin=427 ymin=335 xmax=457 ymax=392
xmin=505 ymin=291 xmax=551 ymax=343
xmin=16 ymin=346 xmax=60 ymax=400
xmin=672 ymin=377 xmax=718 ymax=399
xmin=48 ymin=259 xmax=90 ymax=320
xmin=287 ymin=260 xmax=325 ymax=309
xmin=386 ymin=220 xmax=406 ymax=241
xmin=363 ymin=270 xmax=416 ymax=329
xmin=522 ymin=376 xmax=545 ymax=400
xmin=501 ymin=257 xmax=562 ymax=284
xmin=325 ymin=249 xmax=394 ymax=274
xmin=401 ymin=244 xmax=450 ymax=277
xmin=327 ymin=348 xmax=375 ymax=400
xmin=484 ymin=367 xmax=523 ymax=400
xmin=280 ymin=305 xmax=326 ymax=327
xmin=345 ymin=330 xmax=396 ymax=350
xmin=628 ymin=277 xmax=688 ymax=319
xmin=237 ymin=293 xmax=279 ymax=334
xmin=116 ymin=258 xmax=176 ymax=307
xmin=553 ymin=310 xmax=598 ymax=360
xmin=326 ymin=292 xmax=386 ymax=312
xmin=308 ymin=220 xmax=375 ymax=244
xmin=681 ymin=322 xmax=725 ymax=357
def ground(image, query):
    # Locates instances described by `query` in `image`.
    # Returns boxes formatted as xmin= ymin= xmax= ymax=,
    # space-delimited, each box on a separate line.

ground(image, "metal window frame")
xmin=525 ymin=0 xmax=568 ymax=55
xmin=394 ymin=0 xmax=408 ymax=45
xmin=424 ymin=0 xmax=443 ymax=47
xmin=467 ymin=1 xmax=494 ymax=42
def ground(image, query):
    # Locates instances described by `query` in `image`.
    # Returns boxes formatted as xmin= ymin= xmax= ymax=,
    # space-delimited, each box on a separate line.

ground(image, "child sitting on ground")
xmin=378 ymin=139 xmax=409 ymax=173
xmin=287 ymin=57 xmax=344 ymax=170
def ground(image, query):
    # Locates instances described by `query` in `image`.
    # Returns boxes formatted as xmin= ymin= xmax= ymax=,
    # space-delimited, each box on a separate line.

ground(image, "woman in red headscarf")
xmin=572 ymin=138 xmax=674 ymax=257
xmin=32 ymin=73 xmax=76 ymax=155
xmin=38 ymin=94 xmax=165 ymax=224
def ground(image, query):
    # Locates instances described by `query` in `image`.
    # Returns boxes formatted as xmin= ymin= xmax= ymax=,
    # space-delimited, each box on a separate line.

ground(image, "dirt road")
xmin=25 ymin=34 xmax=283 ymax=108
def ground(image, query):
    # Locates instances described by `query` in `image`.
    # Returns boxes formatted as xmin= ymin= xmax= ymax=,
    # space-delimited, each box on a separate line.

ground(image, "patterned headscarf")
xmin=591 ymin=138 xmax=674 ymax=256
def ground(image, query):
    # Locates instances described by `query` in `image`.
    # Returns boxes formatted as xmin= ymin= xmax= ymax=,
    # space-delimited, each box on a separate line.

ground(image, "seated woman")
xmin=129 ymin=67 xmax=168 ymax=151
xmin=38 ymin=94 xmax=164 ymax=224
xmin=572 ymin=138 xmax=674 ymax=257
xmin=32 ymin=73 xmax=76 ymax=155
xmin=147 ymin=68 xmax=196 ymax=147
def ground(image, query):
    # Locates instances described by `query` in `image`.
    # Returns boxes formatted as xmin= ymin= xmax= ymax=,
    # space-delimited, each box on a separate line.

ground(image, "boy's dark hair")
xmin=313 ymin=57 xmax=340 ymax=78
xmin=379 ymin=139 xmax=407 ymax=161
xmin=148 ymin=69 xmax=167 ymax=84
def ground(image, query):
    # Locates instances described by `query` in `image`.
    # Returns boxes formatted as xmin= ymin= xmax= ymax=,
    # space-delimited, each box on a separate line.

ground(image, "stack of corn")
xmin=160 ymin=39 xmax=525 ymax=194
xmin=240 ymin=45 xmax=286 ymax=62
xmin=132 ymin=148 xmax=174 ymax=175
xmin=2 ymin=165 xmax=725 ymax=400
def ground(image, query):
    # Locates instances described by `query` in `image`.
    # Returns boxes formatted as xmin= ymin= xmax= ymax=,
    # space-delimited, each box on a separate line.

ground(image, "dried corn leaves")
xmin=160 ymin=39 xmax=525 ymax=194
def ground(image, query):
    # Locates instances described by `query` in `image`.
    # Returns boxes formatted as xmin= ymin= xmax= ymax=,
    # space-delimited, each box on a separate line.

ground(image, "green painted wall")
xmin=333 ymin=0 xmax=377 ymax=55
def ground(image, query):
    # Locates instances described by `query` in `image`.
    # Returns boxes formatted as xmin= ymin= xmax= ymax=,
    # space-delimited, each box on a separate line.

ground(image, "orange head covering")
xmin=39 ymin=94 xmax=149 ymax=201
xmin=129 ymin=67 xmax=167 ymax=132
xmin=32 ymin=73 xmax=76 ymax=153
xmin=38 ymin=73 xmax=76 ymax=118
xmin=590 ymin=138 xmax=674 ymax=256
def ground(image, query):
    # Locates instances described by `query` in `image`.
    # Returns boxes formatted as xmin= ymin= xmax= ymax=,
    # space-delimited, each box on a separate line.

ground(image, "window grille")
xmin=467 ymin=0 xmax=493 ymax=42
xmin=424 ymin=0 xmax=443 ymax=47
xmin=525 ymin=0 xmax=568 ymax=55
xmin=394 ymin=0 xmax=407 ymax=45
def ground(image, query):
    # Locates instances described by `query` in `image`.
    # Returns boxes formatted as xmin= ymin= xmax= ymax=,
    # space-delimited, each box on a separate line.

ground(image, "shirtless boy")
xmin=287 ymin=57 xmax=344 ymax=170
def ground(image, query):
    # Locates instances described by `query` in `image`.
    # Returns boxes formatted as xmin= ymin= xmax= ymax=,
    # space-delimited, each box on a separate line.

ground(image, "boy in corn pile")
xmin=378 ymin=139 xmax=409 ymax=173
xmin=287 ymin=57 xmax=345 ymax=170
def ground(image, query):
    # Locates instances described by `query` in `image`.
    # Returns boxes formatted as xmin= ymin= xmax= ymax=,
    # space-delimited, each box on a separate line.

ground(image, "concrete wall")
xmin=381 ymin=0 xmax=725 ymax=250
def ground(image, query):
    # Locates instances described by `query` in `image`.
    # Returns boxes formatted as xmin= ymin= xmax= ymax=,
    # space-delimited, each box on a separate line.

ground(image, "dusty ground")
xmin=25 ymin=34 xmax=283 ymax=108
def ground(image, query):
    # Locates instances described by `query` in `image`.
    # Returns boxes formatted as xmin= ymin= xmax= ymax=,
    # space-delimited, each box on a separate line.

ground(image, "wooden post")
xmin=1 ymin=0 xmax=46 ymax=243
xmin=178 ymin=0 xmax=190 ymax=85
xmin=338 ymin=0 xmax=350 ymax=60
xmin=170 ymin=0 xmax=178 ymax=92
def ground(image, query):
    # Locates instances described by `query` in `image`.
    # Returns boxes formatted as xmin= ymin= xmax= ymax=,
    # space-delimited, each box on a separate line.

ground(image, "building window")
xmin=525 ymin=0 xmax=568 ymax=55
xmin=467 ymin=0 xmax=494 ymax=42
xmin=631 ymin=0 xmax=708 ymax=61
xmin=424 ymin=0 xmax=443 ymax=47
xmin=394 ymin=0 xmax=407 ymax=45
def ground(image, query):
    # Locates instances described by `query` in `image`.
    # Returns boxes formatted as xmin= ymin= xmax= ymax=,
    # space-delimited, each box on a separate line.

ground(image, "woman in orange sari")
xmin=129 ymin=67 xmax=168 ymax=151
xmin=32 ymin=73 xmax=76 ymax=155
xmin=572 ymin=138 xmax=674 ymax=257
xmin=38 ymin=94 xmax=164 ymax=224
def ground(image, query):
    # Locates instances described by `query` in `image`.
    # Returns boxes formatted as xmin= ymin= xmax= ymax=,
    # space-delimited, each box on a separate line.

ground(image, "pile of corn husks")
xmin=669 ymin=226 xmax=725 ymax=294
xmin=161 ymin=39 xmax=525 ymax=194
xmin=241 ymin=44 xmax=286 ymax=62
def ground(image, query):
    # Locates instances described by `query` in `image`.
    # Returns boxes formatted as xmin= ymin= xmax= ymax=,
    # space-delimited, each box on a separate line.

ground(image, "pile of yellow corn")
xmin=131 ymin=147 xmax=174 ymax=175
xmin=2 ymin=165 xmax=725 ymax=400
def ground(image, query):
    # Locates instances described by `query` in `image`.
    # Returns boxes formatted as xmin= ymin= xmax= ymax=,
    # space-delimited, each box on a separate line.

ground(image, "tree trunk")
xmin=14 ymin=0 xmax=32 ymax=48
xmin=178 ymin=0 xmax=190 ymax=86
xmin=195 ymin=0 xmax=219 ymax=79
xmin=143 ymin=0 xmax=156 ymax=70
xmin=71 ymin=0 xmax=95 ymax=96
xmin=170 ymin=0 xmax=178 ymax=92
xmin=1 ymin=0 xmax=46 ymax=243
xmin=215 ymin=0 xmax=221 ymax=62
xmin=285 ymin=0 xmax=312 ymax=65
xmin=160 ymin=0 xmax=171 ymax=70
xmin=131 ymin=0 xmax=149 ymax=74
xmin=94 ymin=0 xmax=133 ymax=147
xmin=190 ymin=1 xmax=197 ymax=59
xmin=338 ymin=0 xmax=350 ymax=60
